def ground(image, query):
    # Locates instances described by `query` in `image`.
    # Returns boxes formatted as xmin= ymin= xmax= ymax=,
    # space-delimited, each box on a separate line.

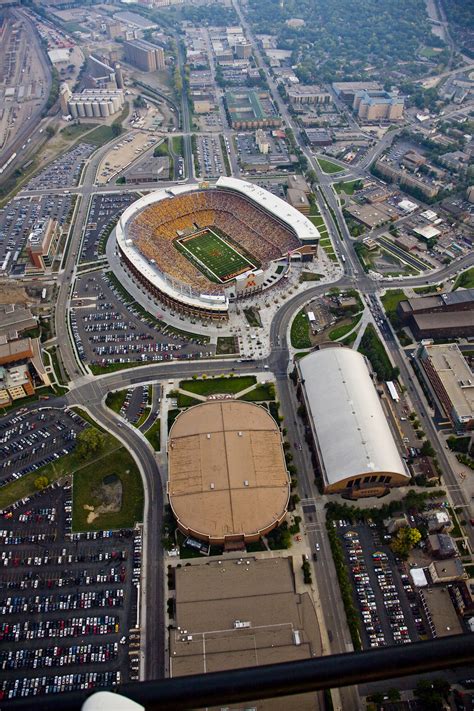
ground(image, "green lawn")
xmin=299 ymin=272 xmax=323 ymax=282
xmin=60 ymin=123 xmax=99 ymax=141
xmin=180 ymin=375 xmax=256 ymax=396
xmin=381 ymin=289 xmax=406 ymax=313
xmin=239 ymin=383 xmax=275 ymax=401
xmin=317 ymin=158 xmax=344 ymax=174
xmin=83 ymin=126 xmax=118 ymax=147
xmin=290 ymin=309 xmax=311 ymax=349
xmin=309 ymin=215 xmax=325 ymax=228
xmin=105 ymin=389 xmax=127 ymax=413
xmin=328 ymin=313 xmax=363 ymax=341
xmin=453 ymin=268 xmax=474 ymax=291
xmin=175 ymin=229 xmax=257 ymax=283
xmin=72 ymin=446 xmax=143 ymax=532
xmin=413 ymin=284 xmax=443 ymax=294
xmin=334 ymin=180 xmax=362 ymax=195
xmin=144 ymin=419 xmax=160 ymax=451
xmin=176 ymin=392 xmax=201 ymax=408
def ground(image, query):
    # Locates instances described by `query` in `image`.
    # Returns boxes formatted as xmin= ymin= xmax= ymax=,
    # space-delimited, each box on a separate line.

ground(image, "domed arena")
xmin=113 ymin=177 xmax=320 ymax=320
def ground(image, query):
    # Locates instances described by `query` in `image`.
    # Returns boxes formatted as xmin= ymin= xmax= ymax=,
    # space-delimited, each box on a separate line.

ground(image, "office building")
xmin=353 ymin=90 xmax=404 ymax=121
xmin=225 ymin=90 xmax=281 ymax=129
xmin=287 ymin=85 xmax=331 ymax=107
xmin=0 ymin=364 xmax=34 ymax=406
xmin=27 ymin=219 xmax=61 ymax=271
xmin=255 ymin=128 xmax=269 ymax=154
xmin=123 ymin=39 xmax=165 ymax=72
xmin=417 ymin=344 xmax=474 ymax=431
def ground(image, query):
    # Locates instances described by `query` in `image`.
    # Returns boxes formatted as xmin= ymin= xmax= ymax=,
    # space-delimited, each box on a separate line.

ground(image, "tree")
xmin=421 ymin=440 xmax=435 ymax=457
xmin=391 ymin=527 xmax=421 ymax=558
xmin=45 ymin=126 xmax=55 ymax=139
xmin=111 ymin=121 xmax=122 ymax=137
xmin=76 ymin=427 xmax=105 ymax=459
xmin=414 ymin=678 xmax=451 ymax=710
xmin=34 ymin=475 xmax=49 ymax=491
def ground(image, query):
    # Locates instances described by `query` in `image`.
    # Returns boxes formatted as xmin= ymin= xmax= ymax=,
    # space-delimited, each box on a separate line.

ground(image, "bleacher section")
xmin=128 ymin=190 xmax=299 ymax=294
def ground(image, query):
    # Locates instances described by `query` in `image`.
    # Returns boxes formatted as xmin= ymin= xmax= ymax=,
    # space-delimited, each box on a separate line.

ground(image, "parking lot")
xmin=0 ymin=484 xmax=141 ymax=700
xmin=80 ymin=193 xmax=138 ymax=264
xmin=195 ymin=134 xmax=225 ymax=179
xmin=0 ymin=194 xmax=73 ymax=276
xmin=70 ymin=272 xmax=215 ymax=369
xmin=337 ymin=522 xmax=425 ymax=649
xmin=25 ymin=143 xmax=96 ymax=191
xmin=0 ymin=408 xmax=86 ymax=488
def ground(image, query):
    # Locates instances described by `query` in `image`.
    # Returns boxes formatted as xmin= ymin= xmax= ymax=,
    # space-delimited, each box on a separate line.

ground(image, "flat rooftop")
xmin=422 ymin=344 xmax=474 ymax=421
xmin=171 ymin=557 xmax=321 ymax=710
xmin=167 ymin=401 xmax=289 ymax=543
xmin=421 ymin=587 xmax=463 ymax=637
xmin=413 ymin=311 xmax=474 ymax=332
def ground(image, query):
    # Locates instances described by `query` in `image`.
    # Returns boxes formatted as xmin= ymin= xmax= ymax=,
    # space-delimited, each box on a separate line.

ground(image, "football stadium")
xmin=113 ymin=177 xmax=320 ymax=320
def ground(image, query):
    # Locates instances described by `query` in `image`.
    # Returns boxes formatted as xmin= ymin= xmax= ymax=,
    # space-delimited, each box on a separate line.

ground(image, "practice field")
xmin=175 ymin=228 xmax=257 ymax=283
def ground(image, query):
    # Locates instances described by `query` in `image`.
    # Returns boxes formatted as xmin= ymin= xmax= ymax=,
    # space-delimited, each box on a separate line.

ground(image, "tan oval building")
xmin=167 ymin=400 xmax=289 ymax=545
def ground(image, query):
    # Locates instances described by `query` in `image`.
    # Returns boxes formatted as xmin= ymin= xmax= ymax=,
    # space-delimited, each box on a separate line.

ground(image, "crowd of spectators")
xmin=127 ymin=189 xmax=299 ymax=293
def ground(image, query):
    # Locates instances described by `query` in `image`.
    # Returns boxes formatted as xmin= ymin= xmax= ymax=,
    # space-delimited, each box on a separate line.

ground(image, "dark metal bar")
xmin=3 ymin=635 xmax=474 ymax=711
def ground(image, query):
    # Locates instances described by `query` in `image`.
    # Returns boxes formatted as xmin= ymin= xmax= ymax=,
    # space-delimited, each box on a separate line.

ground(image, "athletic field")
xmin=175 ymin=229 xmax=257 ymax=283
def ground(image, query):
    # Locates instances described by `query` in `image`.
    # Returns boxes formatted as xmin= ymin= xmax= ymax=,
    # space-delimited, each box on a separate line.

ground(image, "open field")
xmin=453 ymin=268 xmax=474 ymax=291
xmin=176 ymin=229 xmax=256 ymax=283
xmin=180 ymin=375 xmax=256 ymax=396
xmin=72 ymin=447 xmax=143 ymax=532
xmin=317 ymin=158 xmax=344 ymax=174
xmin=290 ymin=309 xmax=311 ymax=349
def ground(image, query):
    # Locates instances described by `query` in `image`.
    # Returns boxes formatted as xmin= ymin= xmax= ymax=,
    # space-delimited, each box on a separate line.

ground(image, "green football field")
xmin=176 ymin=229 xmax=257 ymax=283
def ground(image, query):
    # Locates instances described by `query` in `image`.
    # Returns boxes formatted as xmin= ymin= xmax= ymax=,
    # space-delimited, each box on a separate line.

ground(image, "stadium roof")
xmin=298 ymin=348 xmax=409 ymax=488
xmin=167 ymin=401 xmax=289 ymax=543
xmin=115 ymin=179 xmax=319 ymax=312
xmin=217 ymin=177 xmax=319 ymax=243
xmin=114 ymin=185 xmax=229 ymax=312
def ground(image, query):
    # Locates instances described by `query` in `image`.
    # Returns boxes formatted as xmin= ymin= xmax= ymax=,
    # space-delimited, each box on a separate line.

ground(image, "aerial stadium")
xmin=112 ymin=177 xmax=320 ymax=320
xmin=167 ymin=400 xmax=290 ymax=545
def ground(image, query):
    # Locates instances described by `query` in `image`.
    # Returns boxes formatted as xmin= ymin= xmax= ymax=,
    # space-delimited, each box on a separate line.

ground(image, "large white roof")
xmin=115 ymin=186 xmax=228 ymax=312
xmin=299 ymin=348 xmax=409 ymax=487
xmin=216 ymin=176 xmax=320 ymax=242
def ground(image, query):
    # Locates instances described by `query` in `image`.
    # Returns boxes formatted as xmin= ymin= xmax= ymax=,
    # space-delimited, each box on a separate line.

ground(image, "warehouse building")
xmin=398 ymin=289 xmax=474 ymax=321
xmin=170 ymin=557 xmax=321 ymax=710
xmin=417 ymin=344 xmax=474 ymax=431
xmin=297 ymin=348 xmax=410 ymax=497
xmin=398 ymin=290 xmax=474 ymax=340
xmin=167 ymin=401 xmax=289 ymax=545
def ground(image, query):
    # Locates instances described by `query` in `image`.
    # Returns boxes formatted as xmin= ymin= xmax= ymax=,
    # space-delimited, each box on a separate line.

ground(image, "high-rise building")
xmin=27 ymin=219 xmax=61 ymax=271
xmin=123 ymin=39 xmax=165 ymax=72
xmin=353 ymin=90 xmax=404 ymax=121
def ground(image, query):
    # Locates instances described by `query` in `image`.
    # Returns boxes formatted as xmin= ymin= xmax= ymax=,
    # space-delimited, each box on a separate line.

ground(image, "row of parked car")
xmin=0 ymin=670 xmax=121 ymax=700
xmin=344 ymin=531 xmax=386 ymax=648
xmin=1 ymin=642 xmax=119 ymax=671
